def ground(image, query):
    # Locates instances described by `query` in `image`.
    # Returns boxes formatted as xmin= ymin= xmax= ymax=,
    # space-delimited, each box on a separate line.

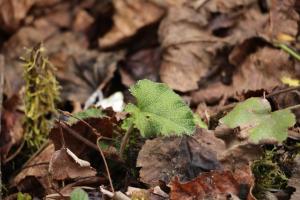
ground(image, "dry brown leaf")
xmin=49 ymin=115 xmax=117 ymax=158
xmin=99 ymin=0 xmax=164 ymax=48
xmin=0 ymin=93 xmax=23 ymax=162
xmin=289 ymin=155 xmax=300 ymax=200
xmin=0 ymin=0 xmax=35 ymax=32
xmin=48 ymin=148 xmax=96 ymax=180
xmin=72 ymin=9 xmax=94 ymax=32
xmin=137 ymin=129 xmax=225 ymax=186
xmin=268 ymin=0 xmax=299 ymax=42
xmin=120 ymin=47 xmax=161 ymax=87
xmin=13 ymin=144 xmax=55 ymax=195
xmin=192 ymin=46 xmax=293 ymax=103
xmin=158 ymin=0 xmax=268 ymax=92
xmin=170 ymin=170 xmax=254 ymax=200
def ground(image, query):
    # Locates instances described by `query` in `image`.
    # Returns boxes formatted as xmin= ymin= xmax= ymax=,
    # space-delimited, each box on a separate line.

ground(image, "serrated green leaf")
xmin=193 ymin=114 xmax=208 ymax=129
xmin=220 ymin=97 xmax=295 ymax=143
xmin=124 ymin=79 xmax=195 ymax=137
xmin=67 ymin=108 xmax=104 ymax=125
xmin=70 ymin=188 xmax=89 ymax=200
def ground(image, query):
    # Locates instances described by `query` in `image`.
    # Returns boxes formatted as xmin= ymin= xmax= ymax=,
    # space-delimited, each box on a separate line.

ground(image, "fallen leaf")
xmin=169 ymin=170 xmax=253 ymax=200
xmin=13 ymin=144 xmax=55 ymax=195
xmin=289 ymin=155 xmax=300 ymax=200
xmin=99 ymin=0 xmax=164 ymax=48
xmin=0 ymin=94 xmax=23 ymax=162
xmin=268 ymin=0 xmax=299 ymax=42
xmin=120 ymin=47 xmax=161 ymax=87
xmin=49 ymin=148 xmax=96 ymax=180
xmin=159 ymin=0 xmax=268 ymax=92
xmin=0 ymin=0 xmax=35 ymax=32
xmin=220 ymin=97 xmax=296 ymax=143
xmin=49 ymin=114 xmax=116 ymax=158
xmin=137 ymin=128 xmax=225 ymax=186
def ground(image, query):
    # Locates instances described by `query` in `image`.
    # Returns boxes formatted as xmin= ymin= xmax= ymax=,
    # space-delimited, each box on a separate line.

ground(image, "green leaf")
xmin=220 ymin=97 xmax=295 ymax=143
xmin=67 ymin=108 xmax=104 ymax=125
xmin=124 ymin=79 xmax=195 ymax=137
xmin=70 ymin=188 xmax=89 ymax=200
xmin=193 ymin=114 xmax=208 ymax=129
xmin=17 ymin=192 xmax=32 ymax=200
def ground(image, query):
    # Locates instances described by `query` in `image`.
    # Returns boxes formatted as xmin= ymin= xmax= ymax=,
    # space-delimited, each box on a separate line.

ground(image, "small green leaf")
xmin=67 ymin=108 xmax=104 ymax=125
xmin=220 ymin=97 xmax=295 ymax=143
xmin=70 ymin=188 xmax=89 ymax=200
xmin=193 ymin=114 xmax=208 ymax=129
xmin=124 ymin=79 xmax=195 ymax=137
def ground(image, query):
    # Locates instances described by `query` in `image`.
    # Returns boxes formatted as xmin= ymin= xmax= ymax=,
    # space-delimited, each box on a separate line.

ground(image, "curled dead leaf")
xmin=49 ymin=148 xmax=96 ymax=180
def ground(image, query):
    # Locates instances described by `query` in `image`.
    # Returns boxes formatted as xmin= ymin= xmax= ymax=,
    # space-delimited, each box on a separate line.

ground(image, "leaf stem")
xmin=276 ymin=43 xmax=300 ymax=61
xmin=97 ymin=138 xmax=114 ymax=193
xmin=119 ymin=124 xmax=134 ymax=159
xmin=284 ymin=104 xmax=300 ymax=111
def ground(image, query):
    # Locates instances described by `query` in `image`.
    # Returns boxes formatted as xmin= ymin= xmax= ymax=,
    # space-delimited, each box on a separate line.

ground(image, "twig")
xmin=59 ymin=121 xmax=115 ymax=192
xmin=119 ymin=124 xmax=134 ymax=158
xmin=58 ymin=119 xmax=66 ymax=148
xmin=265 ymin=86 xmax=300 ymax=98
xmin=58 ymin=109 xmax=112 ymax=141
xmin=0 ymin=56 xmax=4 ymax=200
xmin=276 ymin=43 xmax=300 ymax=61
xmin=4 ymin=140 xmax=25 ymax=163
xmin=59 ymin=122 xmax=99 ymax=151
xmin=97 ymin=138 xmax=114 ymax=193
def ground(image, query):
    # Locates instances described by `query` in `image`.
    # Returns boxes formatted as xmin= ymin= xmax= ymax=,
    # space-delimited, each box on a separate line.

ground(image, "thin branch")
xmin=97 ymin=138 xmax=114 ymax=193
xmin=0 ymin=55 xmax=4 ymax=200
xmin=59 ymin=122 xmax=99 ymax=151
xmin=4 ymin=140 xmax=25 ymax=163
xmin=58 ymin=109 xmax=112 ymax=141
xmin=59 ymin=120 xmax=115 ymax=192
xmin=119 ymin=124 xmax=134 ymax=158
xmin=266 ymin=86 xmax=300 ymax=98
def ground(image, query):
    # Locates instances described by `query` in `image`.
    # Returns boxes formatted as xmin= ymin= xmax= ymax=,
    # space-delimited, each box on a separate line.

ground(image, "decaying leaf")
xmin=289 ymin=155 xmax=300 ymax=200
xmin=49 ymin=114 xmax=116 ymax=158
xmin=0 ymin=0 xmax=35 ymax=32
xmin=49 ymin=148 xmax=96 ymax=180
xmin=220 ymin=97 xmax=296 ymax=143
xmin=137 ymin=128 xmax=225 ymax=186
xmin=13 ymin=144 xmax=55 ymax=194
xmin=99 ymin=0 xmax=164 ymax=48
xmin=170 ymin=170 xmax=254 ymax=200
xmin=125 ymin=79 xmax=196 ymax=137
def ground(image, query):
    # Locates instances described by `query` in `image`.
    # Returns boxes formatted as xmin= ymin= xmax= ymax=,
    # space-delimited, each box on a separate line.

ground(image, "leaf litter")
xmin=1 ymin=0 xmax=300 ymax=200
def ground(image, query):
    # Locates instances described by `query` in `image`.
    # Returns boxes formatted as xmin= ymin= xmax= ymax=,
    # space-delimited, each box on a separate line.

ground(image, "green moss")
xmin=252 ymin=150 xmax=288 ymax=198
xmin=23 ymin=43 xmax=60 ymax=150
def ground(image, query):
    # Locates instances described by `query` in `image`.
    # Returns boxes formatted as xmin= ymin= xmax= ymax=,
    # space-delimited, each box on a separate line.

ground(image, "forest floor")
xmin=1 ymin=0 xmax=300 ymax=200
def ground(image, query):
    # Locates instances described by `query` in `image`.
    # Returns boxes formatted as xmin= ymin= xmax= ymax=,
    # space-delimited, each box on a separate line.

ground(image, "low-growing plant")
xmin=119 ymin=79 xmax=206 ymax=156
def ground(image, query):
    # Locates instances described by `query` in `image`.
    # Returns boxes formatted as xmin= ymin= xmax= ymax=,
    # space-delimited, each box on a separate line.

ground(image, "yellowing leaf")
xmin=281 ymin=76 xmax=300 ymax=87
